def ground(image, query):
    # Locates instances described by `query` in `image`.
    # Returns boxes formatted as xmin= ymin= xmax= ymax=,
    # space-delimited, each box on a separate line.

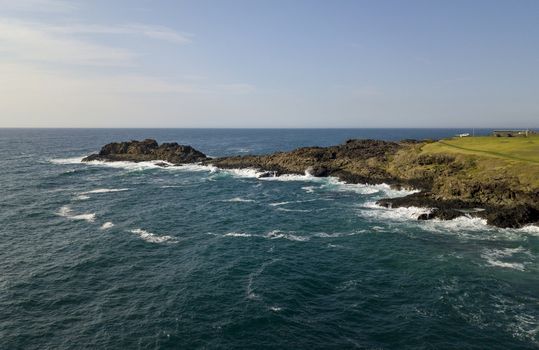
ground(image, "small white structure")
xmin=457 ymin=133 xmax=470 ymax=138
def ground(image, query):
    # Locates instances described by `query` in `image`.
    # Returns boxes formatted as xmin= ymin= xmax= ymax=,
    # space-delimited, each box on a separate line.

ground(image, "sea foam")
xmin=481 ymin=247 xmax=530 ymax=271
xmin=79 ymin=188 xmax=129 ymax=195
xmin=130 ymin=228 xmax=177 ymax=244
xmin=49 ymin=157 xmax=84 ymax=164
xmin=100 ymin=222 xmax=114 ymax=230
xmin=222 ymin=197 xmax=256 ymax=203
xmin=57 ymin=205 xmax=96 ymax=222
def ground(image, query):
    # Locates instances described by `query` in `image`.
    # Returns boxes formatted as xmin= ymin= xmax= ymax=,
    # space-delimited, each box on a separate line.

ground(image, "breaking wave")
xmin=130 ymin=229 xmax=177 ymax=244
xmin=49 ymin=157 xmax=84 ymax=164
xmin=222 ymin=197 xmax=256 ymax=203
xmin=481 ymin=247 xmax=531 ymax=271
xmin=264 ymin=230 xmax=309 ymax=242
xmin=100 ymin=222 xmax=114 ymax=230
xmin=224 ymin=232 xmax=253 ymax=237
xmin=360 ymin=201 xmax=432 ymax=221
xmin=79 ymin=188 xmax=129 ymax=195
xmin=57 ymin=205 xmax=96 ymax=222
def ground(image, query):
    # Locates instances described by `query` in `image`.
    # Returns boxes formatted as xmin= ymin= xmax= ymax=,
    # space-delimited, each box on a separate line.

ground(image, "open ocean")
xmin=1 ymin=128 xmax=538 ymax=349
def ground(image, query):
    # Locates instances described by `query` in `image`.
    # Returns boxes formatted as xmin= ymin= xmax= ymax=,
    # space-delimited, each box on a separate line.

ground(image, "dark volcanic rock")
xmin=378 ymin=192 xmax=539 ymax=228
xmin=484 ymin=205 xmax=539 ymax=228
xmin=84 ymin=137 xmax=539 ymax=228
xmin=82 ymin=139 xmax=208 ymax=164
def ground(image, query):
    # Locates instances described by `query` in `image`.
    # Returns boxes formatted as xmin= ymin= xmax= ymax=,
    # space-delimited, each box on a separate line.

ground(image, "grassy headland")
xmin=85 ymin=136 xmax=539 ymax=228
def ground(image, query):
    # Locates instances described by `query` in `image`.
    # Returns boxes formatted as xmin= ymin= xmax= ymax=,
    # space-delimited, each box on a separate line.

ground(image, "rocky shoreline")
xmin=82 ymin=139 xmax=539 ymax=229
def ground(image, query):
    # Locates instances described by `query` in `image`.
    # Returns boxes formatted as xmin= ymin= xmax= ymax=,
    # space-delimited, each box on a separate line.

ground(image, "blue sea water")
xmin=1 ymin=128 xmax=538 ymax=349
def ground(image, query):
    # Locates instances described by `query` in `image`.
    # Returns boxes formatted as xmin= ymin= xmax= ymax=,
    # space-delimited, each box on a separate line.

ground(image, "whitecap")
xmin=130 ymin=228 xmax=177 ymax=244
xmin=83 ymin=159 xmax=173 ymax=171
xmin=481 ymin=247 xmax=530 ymax=271
xmin=264 ymin=230 xmax=309 ymax=242
xmin=302 ymin=186 xmax=316 ymax=193
xmin=57 ymin=205 xmax=96 ymax=222
xmin=322 ymin=178 xmax=419 ymax=197
xmin=269 ymin=306 xmax=282 ymax=312
xmin=176 ymin=164 xmax=219 ymax=173
xmin=516 ymin=225 xmax=539 ymax=235
xmin=261 ymin=172 xmax=320 ymax=182
xmin=269 ymin=199 xmax=320 ymax=207
xmin=224 ymin=232 xmax=253 ymax=237
xmin=360 ymin=201 xmax=432 ymax=222
xmin=276 ymin=208 xmax=312 ymax=213
xmin=269 ymin=201 xmax=292 ymax=207
xmin=100 ymin=222 xmax=114 ymax=230
xmin=222 ymin=197 xmax=256 ymax=203
xmin=79 ymin=188 xmax=129 ymax=195
xmin=223 ymin=168 xmax=265 ymax=178
xmin=49 ymin=157 xmax=84 ymax=164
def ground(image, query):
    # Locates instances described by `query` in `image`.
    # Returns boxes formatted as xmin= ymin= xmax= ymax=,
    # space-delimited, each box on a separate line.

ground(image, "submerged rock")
xmin=82 ymin=139 xmax=208 ymax=164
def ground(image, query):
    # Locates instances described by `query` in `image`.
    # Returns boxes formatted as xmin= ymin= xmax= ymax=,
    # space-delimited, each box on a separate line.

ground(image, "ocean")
xmin=1 ymin=128 xmax=538 ymax=349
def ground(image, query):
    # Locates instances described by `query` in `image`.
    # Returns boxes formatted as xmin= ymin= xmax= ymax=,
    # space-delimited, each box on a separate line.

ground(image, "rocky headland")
xmin=82 ymin=138 xmax=539 ymax=228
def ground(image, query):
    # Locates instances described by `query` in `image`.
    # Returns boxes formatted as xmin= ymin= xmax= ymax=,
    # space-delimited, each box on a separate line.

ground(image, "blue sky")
xmin=0 ymin=0 xmax=538 ymax=127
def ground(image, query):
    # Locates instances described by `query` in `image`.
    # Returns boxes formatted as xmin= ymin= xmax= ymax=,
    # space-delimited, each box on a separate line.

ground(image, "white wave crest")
xmin=83 ymin=160 xmax=173 ymax=171
xmin=222 ymin=197 xmax=256 ymax=203
xmin=360 ymin=201 xmax=432 ymax=222
xmin=302 ymin=186 xmax=316 ymax=193
xmin=57 ymin=205 xmax=96 ymax=222
xmin=49 ymin=157 xmax=84 ymax=164
xmin=481 ymin=247 xmax=530 ymax=271
xmin=265 ymin=230 xmax=309 ymax=242
xmin=224 ymin=232 xmax=253 ymax=237
xmin=516 ymin=225 xmax=539 ymax=235
xmin=421 ymin=216 xmax=490 ymax=233
xmin=130 ymin=228 xmax=177 ymax=244
xmin=276 ymin=208 xmax=312 ymax=213
xmin=321 ymin=178 xmax=418 ymax=197
xmin=269 ymin=199 xmax=321 ymax=207
xmin=79 ymin=188 xmax=129 ymax=195
xmin=176 ymin=164 xmax=219 ymax=172
xmin=223 ymin=168 xmax=265 ymax=178
xmin=100 ymin=222 xmax=114 ymax=230
xmin=269 ymin=201 xmax=291 ymax=206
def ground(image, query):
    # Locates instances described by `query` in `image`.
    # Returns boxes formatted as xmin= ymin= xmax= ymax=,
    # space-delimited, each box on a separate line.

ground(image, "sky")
xmin=0 ymin=0 xmax=538 ymax=128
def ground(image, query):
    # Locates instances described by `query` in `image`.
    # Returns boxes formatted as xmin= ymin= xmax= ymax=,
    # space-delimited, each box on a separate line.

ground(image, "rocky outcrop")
xmin=209 ymin=139 xmax=408 ymax=186
xmin=82 ymin=139 xmax=208 ymax=164
xmin=83 ymin=138 xmax=539 ymax=228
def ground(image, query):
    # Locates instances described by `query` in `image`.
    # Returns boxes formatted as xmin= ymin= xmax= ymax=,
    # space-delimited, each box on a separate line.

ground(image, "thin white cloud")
xmin=0 ymin=0 xmax=77 ymax=13
xmin=49 ymin=23 xmax=192 ymax=44
xmin=0 ymin=19 xmax=191 ymax=66
xmin=0 ymin=19 xmax=135 ymax=66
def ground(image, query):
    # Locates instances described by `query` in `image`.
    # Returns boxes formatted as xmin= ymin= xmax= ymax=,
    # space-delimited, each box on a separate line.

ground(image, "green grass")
xmin=422 ymin=135 xmax=539 ymax=164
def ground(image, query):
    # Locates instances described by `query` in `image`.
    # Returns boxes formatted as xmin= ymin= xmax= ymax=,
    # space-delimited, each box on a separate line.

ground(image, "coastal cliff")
xmin=83 ymin=137 xmax=539 ymax=228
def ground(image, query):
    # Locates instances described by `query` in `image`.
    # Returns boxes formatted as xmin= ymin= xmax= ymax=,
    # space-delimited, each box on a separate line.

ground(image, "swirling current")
xmin=1 ymin=129 xmax=538 ymax=349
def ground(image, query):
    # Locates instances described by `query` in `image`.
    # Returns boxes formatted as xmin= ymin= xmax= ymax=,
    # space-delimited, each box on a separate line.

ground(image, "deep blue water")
xmin=1 ymin=128 xmax=538 ymax=349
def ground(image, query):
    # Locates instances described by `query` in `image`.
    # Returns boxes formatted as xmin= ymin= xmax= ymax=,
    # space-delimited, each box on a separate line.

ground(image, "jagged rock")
xmin=82 ymin=139 xmax=208 ymax=164
xmin=484 ymin=205 xmax=539 ymax=228
xmin=306 ymin=166 xmax=330 ymax=177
